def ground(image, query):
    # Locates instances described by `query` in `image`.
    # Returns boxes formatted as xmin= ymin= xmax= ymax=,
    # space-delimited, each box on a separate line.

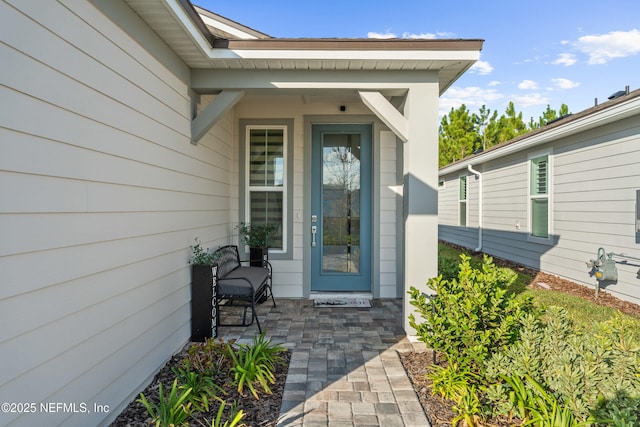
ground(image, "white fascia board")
xmin=209 ymin=49 xmax=480 ymax=61
xmin=164 ymin=0 xmax=216 ymax=53
xmin=199 ymin=15 xmax=259 ymax=40
xmin=191 ymin=69 xmax=437 ymax=91
xmin=439 ymin=96 xmax=640 ymax=176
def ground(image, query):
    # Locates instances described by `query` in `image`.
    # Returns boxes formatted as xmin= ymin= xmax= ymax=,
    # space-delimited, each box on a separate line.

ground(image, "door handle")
xmin=311 ymin=225 xmax=317 ymax=247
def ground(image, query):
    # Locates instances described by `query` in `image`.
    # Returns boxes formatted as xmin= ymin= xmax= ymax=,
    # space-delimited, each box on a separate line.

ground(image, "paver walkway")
xmin=217 ymin=298 xmax=430 ymax=427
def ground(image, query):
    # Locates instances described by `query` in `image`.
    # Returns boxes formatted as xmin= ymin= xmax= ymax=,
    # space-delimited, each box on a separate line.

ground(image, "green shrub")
xmin=183 ymin=337 xmax=233 ymax=376
xmin=485 ymin=307 xmax=640 ymax=424
xmin=438 ymin=255 xmax=460 ymax=281
xmin=227 ymin=333 xmax=286 ymax=399
xmin=137 ymin=379 xmax=192 ymax=427
xmin=210 ymin=401 xmax=244 ymax=427
xmin=501 ymin=373 xmax=592 ymax=427
xmin=172 ymin=361 xmax=224 ymax=413
xmin=409 ymin=254 xmax=533 ymax=373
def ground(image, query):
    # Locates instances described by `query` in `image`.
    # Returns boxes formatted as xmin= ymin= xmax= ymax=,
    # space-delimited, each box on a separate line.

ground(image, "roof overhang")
xmin=122 ymin=0 xmax=483 ymax=95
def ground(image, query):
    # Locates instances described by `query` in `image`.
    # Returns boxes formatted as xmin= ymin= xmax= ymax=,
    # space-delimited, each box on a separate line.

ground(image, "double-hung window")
xmin=459 ymin=175 xmax=467 ymax=226
xmin=530 ymin=154 xmax=550 ymax=239
xmin=246 ymin=126 xmax=286 ymax=251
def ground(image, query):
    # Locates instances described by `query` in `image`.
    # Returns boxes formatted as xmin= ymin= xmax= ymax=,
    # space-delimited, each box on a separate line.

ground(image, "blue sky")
xmin=194 ymin=0 xmax=640 ymax=121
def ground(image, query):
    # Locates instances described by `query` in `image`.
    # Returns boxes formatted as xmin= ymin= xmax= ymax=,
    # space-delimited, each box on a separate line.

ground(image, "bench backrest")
xmin=213 ymin=245 xmax=241 ymax=278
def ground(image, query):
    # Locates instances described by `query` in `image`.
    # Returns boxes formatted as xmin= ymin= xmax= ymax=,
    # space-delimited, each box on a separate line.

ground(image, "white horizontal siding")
xmin=380 ymin=131 xmax=399 ymax=298
xmin=437 ymin=175 xmax=458 ymax=226
xmin=0 ymin=2 xmax=234 ymax=426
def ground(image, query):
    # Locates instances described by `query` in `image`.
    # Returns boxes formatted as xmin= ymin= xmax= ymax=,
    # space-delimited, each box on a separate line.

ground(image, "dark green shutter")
xmin=530 ymin=156 xmax=549 ymax=238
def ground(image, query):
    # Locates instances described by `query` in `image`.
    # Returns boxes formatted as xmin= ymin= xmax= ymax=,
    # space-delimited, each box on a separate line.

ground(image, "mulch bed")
xmin=109 ymin=347 xmax=290 ymax=427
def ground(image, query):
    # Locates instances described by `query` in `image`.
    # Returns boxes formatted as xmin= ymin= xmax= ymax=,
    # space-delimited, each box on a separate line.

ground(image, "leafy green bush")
xmin=190 ymin=237 xmax=216 ymax=266
xmin=409 ymin=254 xmax=533 ymax=373
xmin=438 ymin=254 xmax=461 ymax=281
xmin=501 ymin=373 xmax=591 ymax=427
xmin=485 ymin=307 xmax=640 ymax=425
xmin=227 ymin=332 xmax=287 ymax=399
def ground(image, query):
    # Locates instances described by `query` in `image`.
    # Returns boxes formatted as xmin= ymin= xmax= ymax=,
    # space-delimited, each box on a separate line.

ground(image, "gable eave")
xmin=124 ymin=0 xmax=483 ymax=93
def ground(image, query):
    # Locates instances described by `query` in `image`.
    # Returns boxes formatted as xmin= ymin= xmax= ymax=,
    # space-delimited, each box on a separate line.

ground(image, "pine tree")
xmin=438 ymin=105 xmax=481 ymax=166
xmin=438 ymin=102 xmax=570 ymax=166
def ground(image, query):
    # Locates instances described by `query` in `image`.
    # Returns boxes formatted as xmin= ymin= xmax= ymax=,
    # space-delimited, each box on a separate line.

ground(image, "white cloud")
xmin=488 ymin=80 xmax=501 ymax=87
xmin=368 ymin=30 xmax=455 ymax=39
xmin=576 ymin=29 xmax=640 ymax=64
xmin=440 ymin=86 xmax=504 ymax=115
xmin=401 ymin=32 xmax=437 ymax=39
xmin=553 ymin=53 xmax=577 ymax=67
xmin=551 ymin=78 xmax=580 ymax=89
xmin=367 ymin=31 xmax=396 ymax=39
xmin=511 ymin=93 xmax=549 ymax=109
xmin=518 ymin=80 xmax=538 ymax=90
xmin=469 ymin=60 xmax=493 ymax=75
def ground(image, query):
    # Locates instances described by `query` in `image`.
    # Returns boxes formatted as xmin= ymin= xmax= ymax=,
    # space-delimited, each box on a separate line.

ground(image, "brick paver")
xmin=217 ymin=298 xmax=430 ymax=426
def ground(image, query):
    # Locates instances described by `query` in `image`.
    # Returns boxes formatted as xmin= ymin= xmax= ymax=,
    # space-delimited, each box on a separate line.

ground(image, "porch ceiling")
xmin=123 ymin=0 xmax=483 ymax=95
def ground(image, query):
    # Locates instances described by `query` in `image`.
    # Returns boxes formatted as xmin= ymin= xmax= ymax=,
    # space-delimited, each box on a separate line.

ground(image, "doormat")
xmin=313 ymin=298 xmax=371 ymax=308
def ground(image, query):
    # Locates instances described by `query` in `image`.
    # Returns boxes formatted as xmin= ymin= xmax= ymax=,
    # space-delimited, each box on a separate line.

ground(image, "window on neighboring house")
xmin=246 ymin=126 xmax=286 ymax=251
xmin=530 ymin=155 xmax=549 ymax=238
xmin=459 ymin=175 xmax=467 ymax=226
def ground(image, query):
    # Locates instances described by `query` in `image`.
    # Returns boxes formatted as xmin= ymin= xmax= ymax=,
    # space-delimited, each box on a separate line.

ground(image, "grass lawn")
xmin=438 ymin=242 xmax=640 ymax=330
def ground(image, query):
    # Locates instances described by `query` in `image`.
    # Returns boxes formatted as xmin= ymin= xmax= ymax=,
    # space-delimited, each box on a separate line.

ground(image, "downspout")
xmin=467 ymin=164 xmax=482 ymax=252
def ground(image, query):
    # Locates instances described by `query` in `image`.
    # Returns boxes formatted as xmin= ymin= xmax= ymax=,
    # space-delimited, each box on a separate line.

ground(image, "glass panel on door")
xmin=322 ymin=133 xmax=361 ymax=274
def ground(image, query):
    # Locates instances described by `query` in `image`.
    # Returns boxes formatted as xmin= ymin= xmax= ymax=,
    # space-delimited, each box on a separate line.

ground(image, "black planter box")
xmin=249 ymin=247 xmax=268 ymax=267
xmin=190 ymin=264 xmax=215 ymax=342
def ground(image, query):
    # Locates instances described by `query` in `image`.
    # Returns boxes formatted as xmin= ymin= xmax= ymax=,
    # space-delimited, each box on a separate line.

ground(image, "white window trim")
xmin=244 ymin=125 xmax=288 ymax=254
xmin=527 ymin=150 xmax=553 ymax=244
xmin=459 ymin=174 xmax=468 ymax=227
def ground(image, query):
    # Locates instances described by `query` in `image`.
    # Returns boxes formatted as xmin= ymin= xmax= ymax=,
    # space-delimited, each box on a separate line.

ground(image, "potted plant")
xmin=189 ymin=238 xmax=216 ymax=342
xmin=237 ymin=222 xmax=277 ymax=266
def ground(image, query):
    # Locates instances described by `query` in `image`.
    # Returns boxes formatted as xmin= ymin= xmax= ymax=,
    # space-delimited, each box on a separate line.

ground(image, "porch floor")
xmin=216 ymin=298 xmax=430 ymax=427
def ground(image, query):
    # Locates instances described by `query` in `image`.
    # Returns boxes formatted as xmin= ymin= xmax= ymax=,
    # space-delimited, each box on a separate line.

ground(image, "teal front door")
xmin=311 ymin=124 xmax=372 ymax=292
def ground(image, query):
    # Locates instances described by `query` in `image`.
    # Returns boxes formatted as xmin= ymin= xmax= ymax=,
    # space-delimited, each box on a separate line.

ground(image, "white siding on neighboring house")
xmin=0 ymin=1 xmax=233 ymax=425
xmin=551 ymin=119 xmax=640 ymax=300
xmin=439 ymin=174 xmax=477 ymax=249
xmin=439 ymin=108 xmax=640 ymax=304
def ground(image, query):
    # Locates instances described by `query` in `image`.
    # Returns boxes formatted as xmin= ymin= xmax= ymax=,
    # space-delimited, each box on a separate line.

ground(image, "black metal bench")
xmin=212 ymin=245 xmax=275 ymax=333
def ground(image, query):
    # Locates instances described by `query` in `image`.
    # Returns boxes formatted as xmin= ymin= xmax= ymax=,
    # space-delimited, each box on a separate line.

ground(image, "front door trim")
xmin=302 ymin=116 xmax=380 ymax=298
xmin=311 ymin=123 xmax=372 ymax=291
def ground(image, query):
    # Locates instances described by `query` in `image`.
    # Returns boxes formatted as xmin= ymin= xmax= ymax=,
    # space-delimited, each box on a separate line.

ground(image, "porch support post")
xmin=191 ymin=90 xmax=244 ymax=144
xmin=358 ymin=91 xmax=408 ymax=142
xmin=402 ymin=83 xmax=439 ymax=335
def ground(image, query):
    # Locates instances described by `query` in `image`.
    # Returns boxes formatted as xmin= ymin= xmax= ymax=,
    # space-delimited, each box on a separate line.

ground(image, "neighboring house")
xmin=0 ymin=1 xmax=482 ymax=425
xmin=439 ymin=88 xmax=640 ymax=304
